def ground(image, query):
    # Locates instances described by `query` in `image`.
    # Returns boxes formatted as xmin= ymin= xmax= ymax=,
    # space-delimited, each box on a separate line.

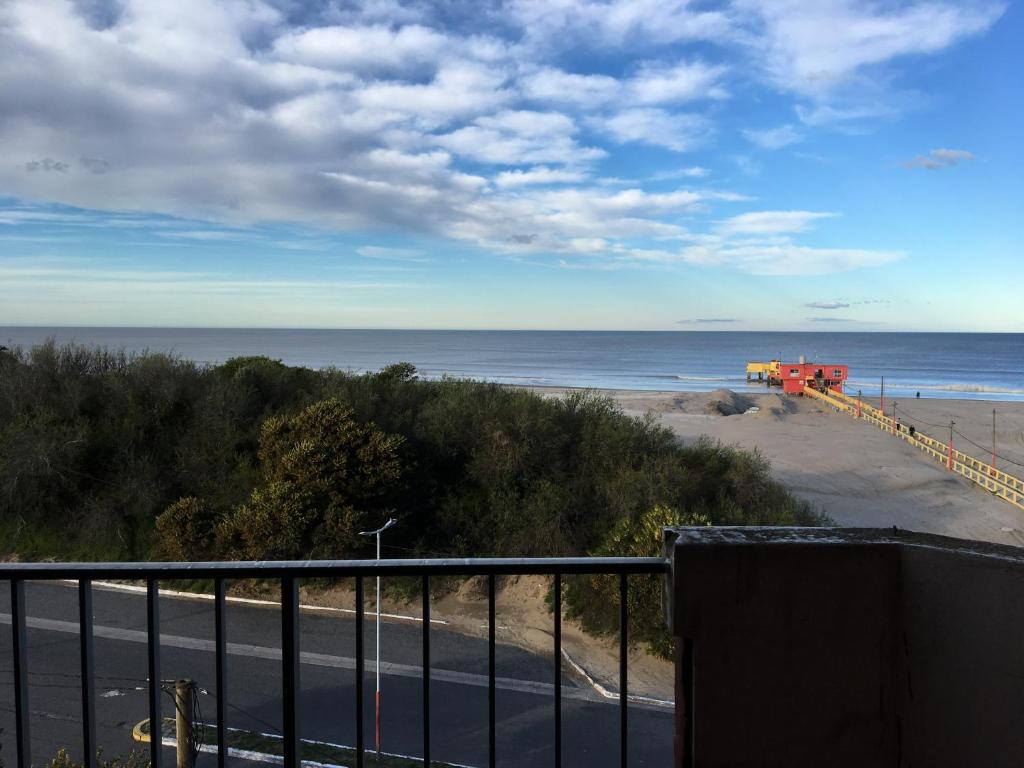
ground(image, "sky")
xmin=0 ymin=0 xmax=1021 ymax=331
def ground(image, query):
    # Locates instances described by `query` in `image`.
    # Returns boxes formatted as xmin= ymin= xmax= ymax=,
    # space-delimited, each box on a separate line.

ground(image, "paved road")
xmin=0 ymin=582 xmax=672 ymax=767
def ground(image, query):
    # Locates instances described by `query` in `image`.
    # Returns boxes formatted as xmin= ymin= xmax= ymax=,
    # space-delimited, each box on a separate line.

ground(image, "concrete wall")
xmin=666 ymin=527 xmax=1024 ymax=768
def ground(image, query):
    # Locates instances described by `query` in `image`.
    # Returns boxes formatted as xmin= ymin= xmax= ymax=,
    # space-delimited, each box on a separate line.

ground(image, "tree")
xmin=216 ymin=399 xmax=404 ymax=560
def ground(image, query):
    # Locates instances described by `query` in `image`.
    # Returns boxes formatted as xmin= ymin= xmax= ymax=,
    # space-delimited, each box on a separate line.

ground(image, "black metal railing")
xmin=1 ymin=557 xmax=668 ymax=768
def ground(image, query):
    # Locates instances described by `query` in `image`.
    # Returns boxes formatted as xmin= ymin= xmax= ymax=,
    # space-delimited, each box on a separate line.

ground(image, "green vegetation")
xmin=46 ymin=749 xmax=149 ymax=768
xmin=0 ymin=340 xmax=825 ymax=655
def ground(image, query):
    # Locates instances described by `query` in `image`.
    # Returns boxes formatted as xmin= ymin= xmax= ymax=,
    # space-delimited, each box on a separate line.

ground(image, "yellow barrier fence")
xmin=803 ymin=386 xmax=1024 ymax=512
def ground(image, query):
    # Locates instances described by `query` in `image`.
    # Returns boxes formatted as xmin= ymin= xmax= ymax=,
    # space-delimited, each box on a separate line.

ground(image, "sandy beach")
xmin=536 ymin=387 xmax=1024 ymax=548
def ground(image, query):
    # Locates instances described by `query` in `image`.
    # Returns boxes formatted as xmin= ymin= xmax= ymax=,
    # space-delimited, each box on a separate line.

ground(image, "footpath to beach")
xmin=539 ymin=387 xmax=1024 ymax=548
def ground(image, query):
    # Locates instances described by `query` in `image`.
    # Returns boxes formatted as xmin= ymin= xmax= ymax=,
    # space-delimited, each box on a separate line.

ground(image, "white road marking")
xmin=0 ymin=612 xmax=601 ymax=702
xmin=60 ymin=580 xmax=448 ymax=625
xmin=44 ymin=579 xmax=673 ymax=709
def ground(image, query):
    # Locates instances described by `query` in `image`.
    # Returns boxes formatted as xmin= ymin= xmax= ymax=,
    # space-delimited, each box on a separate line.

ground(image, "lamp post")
xmin=359 ymin=517 xmax=397 ymax=756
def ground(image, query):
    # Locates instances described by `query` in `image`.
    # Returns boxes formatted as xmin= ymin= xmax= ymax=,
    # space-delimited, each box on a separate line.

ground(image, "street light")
xmin=358 ymin=517 xmax=397 ymax=756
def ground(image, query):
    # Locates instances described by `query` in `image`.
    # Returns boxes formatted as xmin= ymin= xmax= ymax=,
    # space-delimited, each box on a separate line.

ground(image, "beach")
xmin=539 ymin=387 xmax=1024 ymax=547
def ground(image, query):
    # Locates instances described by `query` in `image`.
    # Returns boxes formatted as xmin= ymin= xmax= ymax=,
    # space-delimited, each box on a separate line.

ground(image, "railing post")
xmin=11 ymin=579 xmax=31 ymax=768
xmin=214 ymin=578 xmax=227 ymax=768
xmin=554 ymin=573 xmax=562 ymax=768
xmin=282 ymin=576 xmax=300 ymax=768
xmin=79 ymin=580 xmax=97 ymax=768
xmin=147 ymin=580 xmax=162 ymax=768
xmin=488 ymin=574 xmax=496 ymax=768
xmin=355 ymin=576 xmax=365 ymax=768
xmin=422 ymin=574 xmax=430 ymax=767
xmin=619 ymin=573 xmax=628 ymax=768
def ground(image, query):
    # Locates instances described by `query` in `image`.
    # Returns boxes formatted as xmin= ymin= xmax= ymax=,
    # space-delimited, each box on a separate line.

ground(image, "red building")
xmin=778 ymin=362 xmax=849 ymax=394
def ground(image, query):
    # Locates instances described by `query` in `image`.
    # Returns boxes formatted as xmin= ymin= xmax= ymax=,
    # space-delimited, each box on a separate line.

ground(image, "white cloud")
xmin=805 ymin=300 xmax=850 ymax=310
xmin=742 ymin=124 xmax=802 ymax=149
xmin=356 ymin=246 xmax=431 ymax=262
xmin=0 ymin=0 xmax=987 ymax=283
xmin=494 ymin=167 xmax=589 ymax=187
xmin=519 ymin=67 xmax=621 ymax=108
xmin=435 ymin=110 xmax=604 ymax=165
xmin=508 ymin=0 xmax=734 ymax=48
xmin=273 ymin=24 xmax=451 ymax=74
xmin=737 ymin=0 xmax=1006 ymax=98
xmin=795 ymin=102 xmax=900 ymax=127
xmin=718 ymin=210 xmax=835 ymax=235
xmin=626 ymin=60 xmax=728 ymax=104
xmin=902 ymin=148 xmax=976 ymax=169
xmin=353 ymin=62 xmax=514 ymax=127
xmin=521 ymin=60 xmax=726 ymax=108
xmin=649 ymin=166 xmax=709 ymax=180
xmin=598 ymin=109 xmax=710 ymax=151
xmin=678 ymin=240 xmax=903 ymax=276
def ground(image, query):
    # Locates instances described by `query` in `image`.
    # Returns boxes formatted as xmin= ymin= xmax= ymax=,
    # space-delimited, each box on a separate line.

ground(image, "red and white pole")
xmin=375 ymin=531 xmax=382 ymax=755
xmin=358 ymin=517 xmax=397 ymax=759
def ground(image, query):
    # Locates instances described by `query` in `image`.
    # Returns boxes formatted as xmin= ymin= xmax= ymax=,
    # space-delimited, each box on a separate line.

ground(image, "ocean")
xmin=2 ymin=328 xmax=1023 ymax=401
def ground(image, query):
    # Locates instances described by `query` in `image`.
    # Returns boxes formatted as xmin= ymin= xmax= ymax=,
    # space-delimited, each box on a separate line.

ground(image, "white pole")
xmin=375 ymin=529 xmax=382 ymax=755
xmin=358 ymin=517 xmax=395 ymax=758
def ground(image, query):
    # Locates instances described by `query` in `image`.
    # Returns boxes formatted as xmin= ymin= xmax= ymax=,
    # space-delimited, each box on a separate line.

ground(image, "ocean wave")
xmin=847 ymin=379 xmax=1024 ymax=396
xmin=930 ymin=383 xmax=1024 ymax=395
xmin=674 ymin=374 xmax=743 ymax=382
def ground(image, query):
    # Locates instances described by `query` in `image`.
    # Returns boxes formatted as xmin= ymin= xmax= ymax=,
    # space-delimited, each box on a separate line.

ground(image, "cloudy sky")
xmin=1 ymin=0 xmax=1020 ymax=330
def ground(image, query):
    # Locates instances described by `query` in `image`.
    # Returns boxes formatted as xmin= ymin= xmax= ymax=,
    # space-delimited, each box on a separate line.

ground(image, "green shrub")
xmin=47 ymin=748 xmax=149 ymax=768
xmin=565 ymin=504 xmax=711 ymax=658
xmin=155 ymin=497 xmax=218 ymax=561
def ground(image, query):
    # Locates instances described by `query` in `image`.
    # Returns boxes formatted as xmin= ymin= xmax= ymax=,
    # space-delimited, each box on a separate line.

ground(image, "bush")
xmin=196 ymin=399 xmax=404 ymax=560
xmin=155 ymin=497 xmax=219 ymax=561
xmin=47 ymin=748 xmax=149 ymax=768
xmin=565 ymin=504 xmax=711 ymax=658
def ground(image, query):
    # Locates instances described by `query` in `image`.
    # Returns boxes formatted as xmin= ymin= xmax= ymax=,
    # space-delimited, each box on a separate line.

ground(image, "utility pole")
xmin=174 ymin=680 xmax=195 ymax=768
xmin=857 ymin=390 xmax=862 ymax=419
xmin=992 ymin=409 xmax=997 ymax=476
xmin=948 ymin=421 xmax=955 ymax=471
xmin=880 ymin=376 xmax=885 ymax=416
xmin=358 ymin=517 xmax=397 ymax=756
xmin=892 ymin=402 xmax=898 ymax=435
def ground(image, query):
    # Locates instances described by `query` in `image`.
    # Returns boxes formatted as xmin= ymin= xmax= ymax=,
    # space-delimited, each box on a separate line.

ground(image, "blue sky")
xmin=0 ymin=0 xmax=1020 ymax=331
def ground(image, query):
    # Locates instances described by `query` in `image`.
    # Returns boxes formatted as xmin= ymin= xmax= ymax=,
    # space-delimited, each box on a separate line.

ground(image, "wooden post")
xmin=175 ymin=680 xmax=195 ymax=768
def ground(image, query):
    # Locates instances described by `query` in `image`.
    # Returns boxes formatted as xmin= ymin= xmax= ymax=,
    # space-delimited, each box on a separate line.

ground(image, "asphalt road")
xmin=0 ymin=581 xmax=672 ymax=767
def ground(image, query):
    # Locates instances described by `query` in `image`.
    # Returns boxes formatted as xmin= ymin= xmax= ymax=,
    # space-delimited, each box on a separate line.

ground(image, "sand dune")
xmin=538 ymin=387 xmax=1024 ymax=547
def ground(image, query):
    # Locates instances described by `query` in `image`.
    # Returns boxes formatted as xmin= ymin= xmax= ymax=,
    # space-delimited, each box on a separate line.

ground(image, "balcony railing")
xmin=1 ymin=557 xmax=667 ymax=768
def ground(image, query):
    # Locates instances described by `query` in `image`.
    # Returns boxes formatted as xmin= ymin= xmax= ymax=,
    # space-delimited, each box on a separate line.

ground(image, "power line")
xmin=224 ymin=699 xmax=281 ymax=736
xmin=892 ymin=403 xmax=1024 ymax=469
xmin=952 ymin=427 xmax=1024 ymax=469
xmin=891 ymin=403 xmax=951 ymax=430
